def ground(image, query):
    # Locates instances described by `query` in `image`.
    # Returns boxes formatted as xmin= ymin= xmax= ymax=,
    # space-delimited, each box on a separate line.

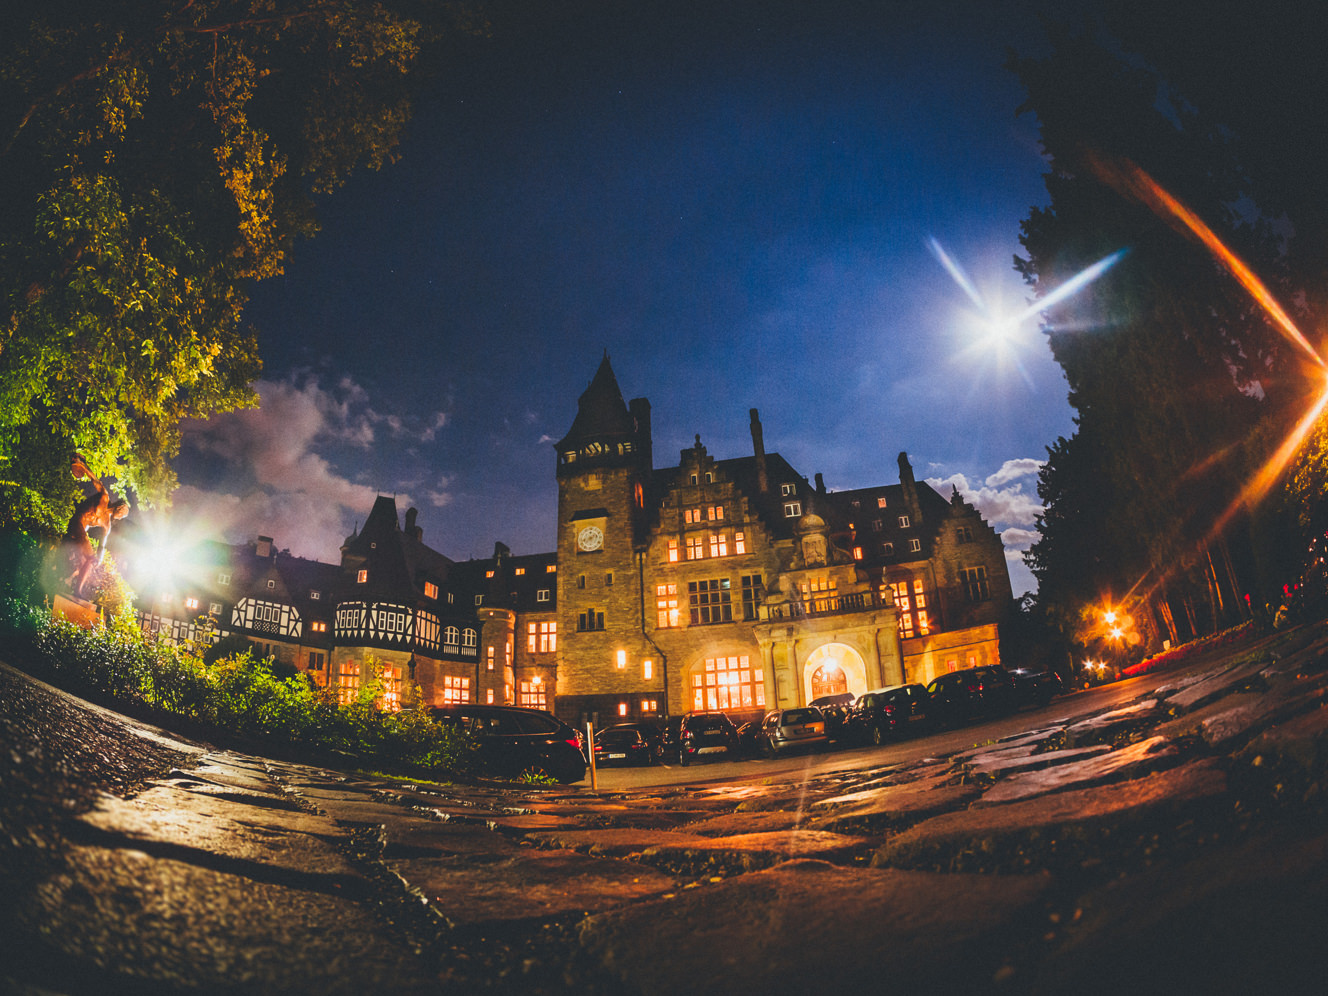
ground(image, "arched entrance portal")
xmin=802 ymin=643 xmax=867 ymax=703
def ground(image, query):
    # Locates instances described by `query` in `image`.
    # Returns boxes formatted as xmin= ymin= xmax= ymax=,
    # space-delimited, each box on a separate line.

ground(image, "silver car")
xmin=759 ymin=707 xmax=829 ymax=756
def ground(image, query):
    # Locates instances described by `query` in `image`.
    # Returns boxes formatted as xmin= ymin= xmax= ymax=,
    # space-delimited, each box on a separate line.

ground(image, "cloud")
xmin=173 ymin=373 xmax=427 ymax=560
xmin=926 ymin=470 xmax=1044 ymax=528
xmin=998 ymin=527 xmax=1040 ymax=551
xmin=985 ymin=458 xmax=1043 ymax=488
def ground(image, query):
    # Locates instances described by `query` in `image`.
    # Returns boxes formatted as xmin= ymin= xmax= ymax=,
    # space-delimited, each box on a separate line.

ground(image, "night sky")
xmin=171 ymin=0 xmax=1074 ymax=596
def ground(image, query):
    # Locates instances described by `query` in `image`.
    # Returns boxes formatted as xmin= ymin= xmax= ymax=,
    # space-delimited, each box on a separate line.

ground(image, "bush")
xmin=0 ymin=597 xmax=474 ymax=781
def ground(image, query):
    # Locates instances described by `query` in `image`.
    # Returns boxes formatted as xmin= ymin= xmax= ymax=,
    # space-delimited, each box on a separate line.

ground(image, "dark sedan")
xmin=848 ymin=683 xmax=931 ymax=745
xmin=430 ymin=704 xmax=586 ymax=783
xmin=593 ymin=724 xmax=660 ymax=766
xmin=925 ymin=666 xmax=1018 ymax=728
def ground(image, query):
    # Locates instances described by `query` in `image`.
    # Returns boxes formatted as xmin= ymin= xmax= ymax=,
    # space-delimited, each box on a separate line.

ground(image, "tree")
xmin=1010 ymin=20 xmax=1294 ymax=646
xmin=0 ymin=0 xmax=479 ymax=530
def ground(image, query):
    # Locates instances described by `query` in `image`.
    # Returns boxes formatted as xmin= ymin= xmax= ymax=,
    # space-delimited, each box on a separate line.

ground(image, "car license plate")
xmin=606 ymin=752 xmax=627 ymax=759
xmin=698 ymin=746 xmax=726 ymax=754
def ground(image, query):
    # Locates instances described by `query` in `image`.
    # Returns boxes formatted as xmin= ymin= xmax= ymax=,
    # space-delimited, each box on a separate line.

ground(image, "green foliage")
xmin=0 ymin=1 xmax=483 ymax=527
xmin=1009 ymin=21 xmax=1294 ymax=640
xmin=0 ymin=597 xmax=475 ymax=779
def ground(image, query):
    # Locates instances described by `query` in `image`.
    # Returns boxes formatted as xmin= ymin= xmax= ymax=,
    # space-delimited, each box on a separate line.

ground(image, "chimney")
xmin=629 ymin=397 xmax=653 ymax=470
xmin=405 ymin=507 xmax=422 ymax=541
xmin=898 ymin=451 xmax=923 ymax=524
xmin=750 ymin=409 xmax=769 ymax=493
xmin=815 ymin=472 xmax=826 ymax=495
xmin=256 ymin=536 xmax=273 ymax=559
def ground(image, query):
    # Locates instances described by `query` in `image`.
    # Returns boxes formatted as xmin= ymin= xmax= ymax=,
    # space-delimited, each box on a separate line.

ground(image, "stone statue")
xmin=63 ymin=455 xmax=128 ymax=599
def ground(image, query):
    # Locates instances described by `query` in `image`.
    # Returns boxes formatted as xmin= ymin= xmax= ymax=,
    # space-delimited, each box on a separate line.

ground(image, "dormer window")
xmin=564 ymin=450 xmax=576 ymax=463
xmin=266 ymin=579 xmax=275 ymax=589
xmin=310 ymin=590 xmax=321 ymax=600
xmin=781 ymin=483 xmax=795 ymax=496
xmin=424 ymin=582 xmax=438 ymax=599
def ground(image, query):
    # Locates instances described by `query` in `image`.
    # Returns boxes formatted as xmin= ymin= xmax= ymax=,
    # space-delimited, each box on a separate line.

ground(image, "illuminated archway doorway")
xmin=802 ymin=643 xmax=867 ymax=703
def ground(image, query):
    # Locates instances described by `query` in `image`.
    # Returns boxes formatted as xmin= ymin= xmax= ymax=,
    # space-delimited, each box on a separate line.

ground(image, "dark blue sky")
xmin=175 ymin=0 xmax=1074 ymax=595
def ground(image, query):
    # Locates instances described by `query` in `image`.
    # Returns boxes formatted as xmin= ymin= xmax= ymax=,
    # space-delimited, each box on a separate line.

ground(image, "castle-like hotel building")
xmin=136 ymin=357 xmax=1013 ymax=726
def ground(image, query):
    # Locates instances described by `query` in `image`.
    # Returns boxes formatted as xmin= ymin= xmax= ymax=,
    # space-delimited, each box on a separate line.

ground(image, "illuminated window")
xmin=515 ymin=567 xmax=525 ymax=576
xmin=887 ymin=581 xmax=915 ymax=638
xmin=444 ymin=625 xmax=459 ymax=648
xmin=853 ymin=547 xmax=863 ymax=560
xmin=486 ymin=570 xmax=494 ymax=578
xmin=311 ymin=621 xmax=327 ymax=633
xmin=916 ymin=609 xmax=931 ymax=635
xmin=424 ymin=582 xmax=438 ymax=599
xmin=640 ymin=699 xmax=657 ymax=713
xmin=616 ymin=649 xmax=627 ymax=669
xmin=734 ymin=531 xmax=746 ymax=555
xmin=898 ymin=515 xmax=910 ymax=528
xmin=338 ymin=660 xmax=361 ymax=704
xmin=800 ymin=576 xmax=837 ymax=611
xmin=667 ymin=538 xmax=679 ymax=562
xmin=462 ymin=628 xmax=477 ymax=648
xmin=781 ymin=483 xmax=795 ymax=496
xmin=184 ymin=597 xmax=199 ymax=610
xmin=442 ymin=674 xmax=470 ymax=704
xmin=686 ymin=536 xmax=704 ymax=560
xmin=741 ymin=575 xmax=763 ymax=620
xmin=708 ymin=505 xmax=724 ymax=521
xmin=783 ymin=501 xmax=801 ymax=518
xmin=357 ymin=569 xmax=368 ymax=584
xmin=527 ymin=621 xmax=556 ymax=653
xmin=310 ymin=590 xmax=321 ymax=600
xmin=692 ymin=655 xmax=765 ymax=711
xmin=877 ymin=496 xmax=887 ymax=508
xmin=961 ymin=566 xmax=990 ymax=602
xmin=643 ymin=659 xmax=653 ymax=680
xmin=487 ymin=646 xmax=495 ymax=671
xmin=656 ymin=583 xmax=679 ymax=628
xmin=487 ymin=688 xmax=495 ymax=704
xmin=519 ymin=679 xmax=547 ymax=709
xmin=546 ymin=564 xmax=557 ymax=573
xmin=685 ymin=508 xmax=702 ymax=524
xmin=381 ymin=664 xmax=403 ymax=711
xmin=709 ymin=532 xmax=727 ymax=557
xmin=688 ymin=578 xmax=733 ymax=625
xmin=618 ymin=702 xmax=628 ymax=717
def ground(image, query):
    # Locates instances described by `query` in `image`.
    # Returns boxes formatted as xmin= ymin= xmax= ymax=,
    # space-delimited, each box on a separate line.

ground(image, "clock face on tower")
xmin=577 ymin=525 xmax=604 ymax=552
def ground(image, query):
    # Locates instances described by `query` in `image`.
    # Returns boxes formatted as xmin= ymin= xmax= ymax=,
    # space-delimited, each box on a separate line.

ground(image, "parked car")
xmin=676 ymin=711 xmax=739 ymax=765
xmin=593 ymin=724 xmax=660 ymax=766
xmin=758 ymin=707 xmax=829 ymax=755
xmin=848 ymin=683 xmax=931 ymax=745
xmin=735 ymin=719 xmax=764 ymax=757
xmin=925 ymin=667 xmax=1018 ymax=728
xmin=430 ymin=704 xmax=586 ymax=783
xmin=1010 ymin=667 xmax=1065 ymax=707
xmin=808 ymin=692 xmax=856 ymax=743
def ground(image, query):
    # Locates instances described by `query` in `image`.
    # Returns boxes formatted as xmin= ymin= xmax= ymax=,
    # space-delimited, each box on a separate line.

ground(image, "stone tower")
xmin=553 ymin=355 xmax=655 ymax=724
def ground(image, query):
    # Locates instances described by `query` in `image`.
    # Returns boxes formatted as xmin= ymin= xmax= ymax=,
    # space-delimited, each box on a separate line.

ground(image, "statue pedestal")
xmin=53 ymin=592 xmax=99 ymax=629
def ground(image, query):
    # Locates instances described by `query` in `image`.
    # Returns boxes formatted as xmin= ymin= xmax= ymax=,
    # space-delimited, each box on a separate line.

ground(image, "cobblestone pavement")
xmin=3 ymin=622 xmax=1328 ymax=994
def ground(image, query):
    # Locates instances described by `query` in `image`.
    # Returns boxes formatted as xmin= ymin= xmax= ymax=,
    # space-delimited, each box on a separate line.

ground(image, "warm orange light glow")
xmin=1092 ymin=156 xmax=1324 ymax=370
xmin=1104 ymin=610 xmax=1117 ymax=624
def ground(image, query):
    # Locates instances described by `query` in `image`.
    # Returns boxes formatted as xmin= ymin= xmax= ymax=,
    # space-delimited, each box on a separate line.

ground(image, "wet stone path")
xmin=3 ymin=622 xmax=1328 ymax=994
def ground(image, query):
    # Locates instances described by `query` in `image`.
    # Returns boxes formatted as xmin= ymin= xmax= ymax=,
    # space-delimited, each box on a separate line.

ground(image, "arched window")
xmin=462 ymin=628 xmax=477 ymax=648
xmin=443 ymin=625 xmax=459 ymax=647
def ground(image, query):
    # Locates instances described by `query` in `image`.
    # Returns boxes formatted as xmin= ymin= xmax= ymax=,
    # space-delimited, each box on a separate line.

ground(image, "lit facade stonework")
xmin=551 ymin=356 xmax=1012 ymax=728
xmin=132 ymin=356 xmax=1012 ymax=720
